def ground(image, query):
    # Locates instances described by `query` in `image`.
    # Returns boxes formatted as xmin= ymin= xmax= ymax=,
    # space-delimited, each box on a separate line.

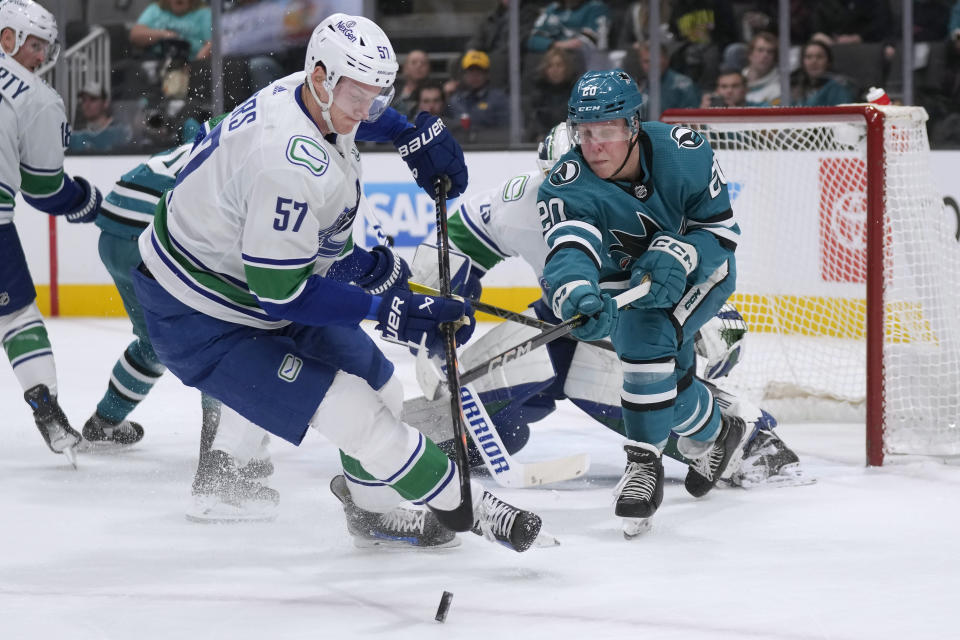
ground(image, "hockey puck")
xmin=434 ymin=590 xmax=454 ymax=622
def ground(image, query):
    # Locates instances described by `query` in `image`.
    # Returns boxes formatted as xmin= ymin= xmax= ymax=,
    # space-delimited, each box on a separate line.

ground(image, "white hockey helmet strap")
xmin=304 ymin=13 xmax=398 ymax=124
xmin=0 ymin=0 xmax=60 ymax=67
xmin=537 ymin=122 xmax=574 ymax=176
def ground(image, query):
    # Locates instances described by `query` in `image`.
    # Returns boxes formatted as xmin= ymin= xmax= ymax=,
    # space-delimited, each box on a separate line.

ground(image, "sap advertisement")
xmin=10 ymin=150 xmax=960 ymax=294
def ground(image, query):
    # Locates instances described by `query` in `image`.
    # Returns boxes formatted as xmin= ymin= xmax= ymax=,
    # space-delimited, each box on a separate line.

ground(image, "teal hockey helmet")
xmin=567 ymin=69 xmax=643 ymax=135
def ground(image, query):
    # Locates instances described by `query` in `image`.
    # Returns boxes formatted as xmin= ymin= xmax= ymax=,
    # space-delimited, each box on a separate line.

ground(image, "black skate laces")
xmin=474 ymin=493 xmax=518 ymax=542
xmin=380 ymin=507 xmax=426 ymax=534
xmin=613 ymin=460 xmax=659 ymax=501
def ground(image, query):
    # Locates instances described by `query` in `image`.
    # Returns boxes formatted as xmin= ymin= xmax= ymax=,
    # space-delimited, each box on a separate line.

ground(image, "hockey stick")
xmin=418 ymin=275 xmax=652 ymax=401
xmin=403 ymin=379 xmax=590 ymax=488
xmin=408 ymin=280 xmax=617 ymax=352
xmin=432 ymin=176 xmax=473 ymax=531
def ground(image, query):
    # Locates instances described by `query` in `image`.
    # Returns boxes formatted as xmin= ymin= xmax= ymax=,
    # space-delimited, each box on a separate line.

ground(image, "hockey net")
xmin=661 ymin=106 xmax=960 ymax=464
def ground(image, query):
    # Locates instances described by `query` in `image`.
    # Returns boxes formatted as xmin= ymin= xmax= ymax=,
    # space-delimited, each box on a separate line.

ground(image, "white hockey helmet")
xmin=537 ymin=122 xmax=574 ymax=176
xmin=303 ymin=13 xmax=398 ymax=122
xmin=0 ymin=0 xmax=60 ymax=67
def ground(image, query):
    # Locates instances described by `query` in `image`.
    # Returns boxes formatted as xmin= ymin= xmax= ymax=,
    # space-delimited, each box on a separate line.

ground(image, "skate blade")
xmin=622 ymin=517 xmax=652 ymax=540
xmin=75 ymin=440 xmax=135 ymax=454
xmin=733 ymin=464 xmax=815 ymax=489
xmin=61 ymin=445 xmax=79 ymax=470
xmin=352 ymin=536 xmax=462 ymax=550
xmin=185 ymin=496 xmax=278 ymax=524
xmin=531 ymin=529 xmax=561 ymax=548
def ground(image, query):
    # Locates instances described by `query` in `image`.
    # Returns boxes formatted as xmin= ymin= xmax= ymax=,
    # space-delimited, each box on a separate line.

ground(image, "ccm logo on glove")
xmin=648 ymin=235 xmax=698 ymax=275
xmin=396 ymin=119 xmax=446 ymax=158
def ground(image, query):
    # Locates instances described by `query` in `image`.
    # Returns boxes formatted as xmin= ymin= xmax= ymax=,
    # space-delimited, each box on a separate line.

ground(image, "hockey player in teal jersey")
xmin=539 ymin=69 xmax=749 ymax=536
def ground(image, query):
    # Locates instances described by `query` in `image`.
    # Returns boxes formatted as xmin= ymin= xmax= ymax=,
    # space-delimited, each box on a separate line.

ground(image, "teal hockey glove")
xmin=631 ymin=232 xmax=698 ymax=309
xmin=550 ymin=279 xmax=617 ymax=341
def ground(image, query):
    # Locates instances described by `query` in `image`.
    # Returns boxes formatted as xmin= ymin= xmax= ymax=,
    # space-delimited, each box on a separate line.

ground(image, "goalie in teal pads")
xmin=538 ymin=69 xmax=749 ymax=536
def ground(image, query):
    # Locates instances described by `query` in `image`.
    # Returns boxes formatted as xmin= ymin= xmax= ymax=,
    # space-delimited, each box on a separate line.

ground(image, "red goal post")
xmin=661 ymin=106 xmax=960 ymax=466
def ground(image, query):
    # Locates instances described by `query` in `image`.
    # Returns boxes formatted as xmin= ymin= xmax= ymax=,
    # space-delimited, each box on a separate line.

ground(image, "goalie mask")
xmin=303 ymin=14 xmax=398 ymax=129
xmin=537 ymin=122 xmax=573 ymax=177
xmin=0 ymin=0 xmax=60 ymax=69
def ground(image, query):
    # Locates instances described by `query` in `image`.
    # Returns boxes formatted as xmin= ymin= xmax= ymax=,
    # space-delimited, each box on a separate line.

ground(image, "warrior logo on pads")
xmin=278 ymin=354 xmax=303 ymax=382
xmin=286 ymin=136 xmax=329 ymax=176
xmin=549 ymin=160 xmax=580 ymax=186
xmin=670 ymin=126 xmax=704 ymax=150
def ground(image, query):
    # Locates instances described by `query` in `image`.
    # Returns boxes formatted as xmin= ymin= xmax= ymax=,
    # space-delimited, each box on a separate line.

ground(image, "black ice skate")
xmin=330 ymin=475 xmax=459 ymax=549
xmin=81 ymin=412 xmax=145 ymax=450
xmin=23 ymin=384 xmax=80 ymax=467
xmin=614 ymin=441 xmax=664 ymax=538
xmin=685 ymin=415 xmax=748 ymax=498
xmin=187 ymin=449 xmax=279 ymax=523
xmin=732 ymin=429 xmax=811 ymax=488
xmin=469 ymin=490 xmax=542 ymax=552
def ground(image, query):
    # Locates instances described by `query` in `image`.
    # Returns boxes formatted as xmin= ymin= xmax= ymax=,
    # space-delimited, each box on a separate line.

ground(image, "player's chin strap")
xmin=306 ymin=75 xmax=339 ymax=136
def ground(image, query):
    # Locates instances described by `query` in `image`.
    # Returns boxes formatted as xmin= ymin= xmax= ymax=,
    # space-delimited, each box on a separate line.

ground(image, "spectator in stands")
xmin=68 ymin=81 xmax=132 ymax=153
xmin=526 ymin=1 xmax=611 ymax=62
xmin=634 ymin=42 xmax=701 ymax=111
xmin=466 ymin=0 xmax=545 ymax=88
xmin=616 ymin=1 xmax=673 ymax=50
xmin=525 ymin=46 xmax=582 ymax=142
xmin=392 ymin=50 xmax=431 ymax=118
xmin=700 ymin=68 xmax=770 ymax=108
xmin=790 ymin=40 xmax=856 ymax=107
xmin=809 ymin=0 xmax=892 ymax=46
xmin=668 ymin=0 xmax=738 ymax=91
xmin=926 ymin=3 xmax=960 ymax=147
xmin=742 ymin=31 xmax=780 ymax=105
xmin=129 ymin=0 xmax=211 ymax=62
xmin=447 ymin=50 xmax=509 ymax=143
xmin=412 ymin=81 xmax=447 ymax=119
xmin=952 ymin=1 xmax=960 ymax=42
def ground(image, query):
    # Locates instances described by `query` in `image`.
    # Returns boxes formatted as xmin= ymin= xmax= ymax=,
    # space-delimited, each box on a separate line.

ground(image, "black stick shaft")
xmin=433 ymin=177 xmax=473 ymax=531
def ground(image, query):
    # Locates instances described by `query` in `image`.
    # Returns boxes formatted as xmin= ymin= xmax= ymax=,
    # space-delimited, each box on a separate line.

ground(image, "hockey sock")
xmin=3 ymin=316 xmax=57 ymax=395
xmin=95 ymin=340 xmax=164 ymax=424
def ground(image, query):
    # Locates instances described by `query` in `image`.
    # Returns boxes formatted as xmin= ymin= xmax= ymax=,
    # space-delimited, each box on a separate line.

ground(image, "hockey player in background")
xmin=0 ymin=0 xmax=102 ymax=465
xmin=403 ymin=121 xmax=803 ymax=493
xmin=131 ymin=14 xmax=545 ymax=552
xmin=538 ymin=69 xmax=750 ymax=537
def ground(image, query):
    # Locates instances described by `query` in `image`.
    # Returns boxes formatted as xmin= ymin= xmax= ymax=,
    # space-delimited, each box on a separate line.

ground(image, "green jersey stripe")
xmin=448 ymin=209 xmax=503 ymax=271
xmin=3 ymin=326 xmax=52 ymax=360
xmin=245 ymin=263 xmax=313 ymax=304
xmin=19 ymin=168 xmax=64 ymax=197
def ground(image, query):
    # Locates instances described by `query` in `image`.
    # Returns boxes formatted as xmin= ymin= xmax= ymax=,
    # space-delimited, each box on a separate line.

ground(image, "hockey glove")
xmin=354 ymin=246 xmax=411 ymax=295
xmin=376 ymin=288 xmax=475 ymax=353
xmin=551 ymin=280 xmax=617 ymax=342
xmin=393 ymin=112 xmax=469 ymax=198
xmin=631 ymin=232 xmax=698 ymax=309
xmin=62 ymin=176 xmax=102 ymax=224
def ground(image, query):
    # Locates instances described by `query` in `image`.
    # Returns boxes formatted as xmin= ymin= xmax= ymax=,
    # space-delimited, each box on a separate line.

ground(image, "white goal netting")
xmin=668 ymin=106 xmax=960 ymax=458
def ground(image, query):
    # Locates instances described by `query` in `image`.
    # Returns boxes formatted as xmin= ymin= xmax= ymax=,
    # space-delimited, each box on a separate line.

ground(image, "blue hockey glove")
xmin=393 ymin=112 xmax=469 ymax=198
xmin=631 ymin=232 xmax=698 ymax=309
xmin=376 ymin=288 xmax=475 ymax=353
xmin=550 ymin=279 xmax=617 ymax=341
xmin=354 ymin=246 xmax=411 ymax=295
xmin=62 ymin=176 xmax=101 ymax=224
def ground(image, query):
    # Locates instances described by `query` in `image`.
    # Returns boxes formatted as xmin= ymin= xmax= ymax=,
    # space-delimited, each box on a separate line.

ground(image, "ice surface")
xmin=1 ymin=319 xmax=958 ymax=640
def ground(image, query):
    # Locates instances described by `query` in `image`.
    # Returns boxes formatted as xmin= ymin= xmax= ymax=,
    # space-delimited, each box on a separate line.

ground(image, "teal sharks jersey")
xmin=538 ymin=120 xmax=739 ymax=296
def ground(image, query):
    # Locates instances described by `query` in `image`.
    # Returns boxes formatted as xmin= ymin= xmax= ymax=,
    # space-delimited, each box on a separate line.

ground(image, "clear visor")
xmin=332 ymin=75 xmax=395 ymax=122
xmin=570 ymin=120 xmax=633 ymax=145
xmin=19 ymin=34 xmax=60 ymax=66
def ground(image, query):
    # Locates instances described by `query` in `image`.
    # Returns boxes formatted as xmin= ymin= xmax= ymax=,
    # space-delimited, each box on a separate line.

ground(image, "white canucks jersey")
xmin=447 ymin=170 xmax=550 ymax=280
xmin=0 ymin=51 xmax=70 ymax=224
xmin=139 ymin=72 xmax=363 ymax=329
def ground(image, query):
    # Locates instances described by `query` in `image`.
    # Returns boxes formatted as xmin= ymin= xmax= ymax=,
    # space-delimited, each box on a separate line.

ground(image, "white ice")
xmin=1 ymin=318 xmax=958 ymax=640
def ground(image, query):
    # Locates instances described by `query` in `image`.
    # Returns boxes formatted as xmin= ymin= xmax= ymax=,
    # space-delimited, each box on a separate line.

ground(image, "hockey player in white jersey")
xmin=1 ymin=0 xmax=102 ymax=465
xmin=405 ymin=123 xmax=804 ymax=490
xmin=132 ymin=13 xmax=545 ymax=551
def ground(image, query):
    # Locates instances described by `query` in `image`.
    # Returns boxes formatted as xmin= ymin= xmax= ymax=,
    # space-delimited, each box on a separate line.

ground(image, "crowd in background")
xmin=64 ymin=0 xmax=960 ymax=154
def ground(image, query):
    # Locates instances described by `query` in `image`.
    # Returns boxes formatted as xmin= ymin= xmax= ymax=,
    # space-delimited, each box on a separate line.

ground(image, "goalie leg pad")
xmin=313 ymin=372 xmax=461 ymax=511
